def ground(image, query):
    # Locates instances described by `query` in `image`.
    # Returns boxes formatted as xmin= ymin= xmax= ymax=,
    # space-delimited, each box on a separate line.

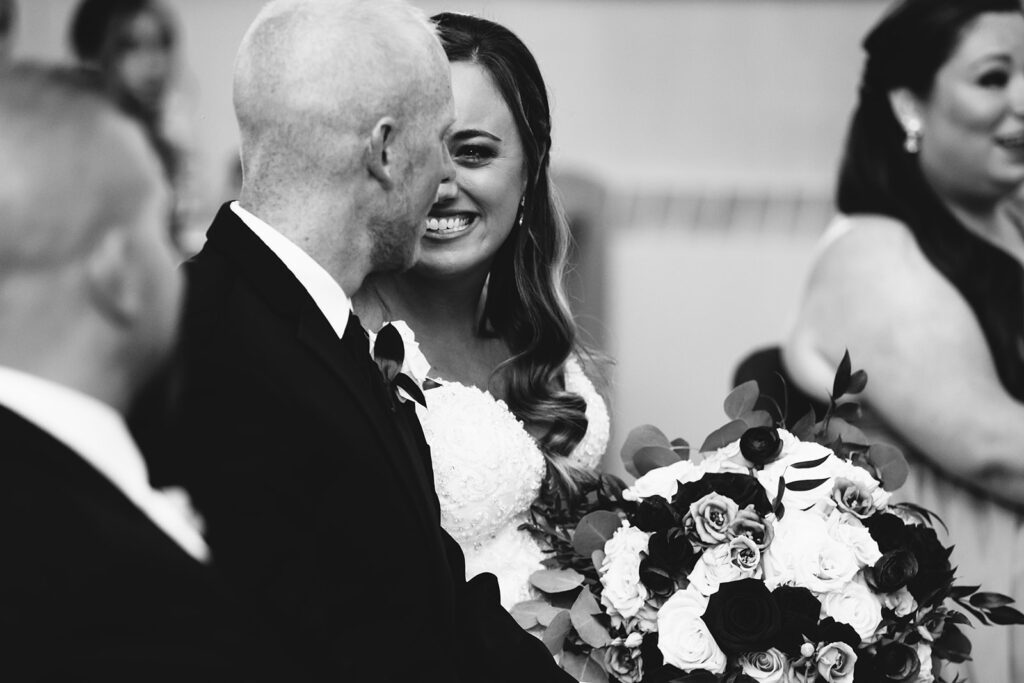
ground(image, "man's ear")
xmin=367 ymin=116 xmax=397 ymax=189
xmin=85 ymin=227 xmax=138 ymax=328
xmin=888 ymin=88 xmax=923 ymax=136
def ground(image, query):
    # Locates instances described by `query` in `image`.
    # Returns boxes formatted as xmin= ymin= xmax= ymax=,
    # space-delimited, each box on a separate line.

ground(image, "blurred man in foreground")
xmin=0 ymin=64 xmax=281 ymax=680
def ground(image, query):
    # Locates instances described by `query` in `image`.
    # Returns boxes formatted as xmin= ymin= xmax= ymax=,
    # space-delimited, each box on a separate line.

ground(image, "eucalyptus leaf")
xmin=572 ymin=510 xmax=623 ymax=557
xmin=621 ymin=424 xmax=672 ymax=463
xmin=724 ymin=380 xmax=759 ymax=419
xmin=541 ymin=610 xmax=572 ymax=655
xmin=634 ymin=445 xmax=682 ymax=476
xmin=570 ymin=589 xmax=612 ymax=648
xmin=848 ymin=369 xmax=868 ymax=395
xmin=740 ymin=409 xmax=774 ymax=428
xmin=833 ymin=401 xmax=862 ymax=422
xmin=699 ymin=419 xmax=748 ymax=453
xmin=823 ymin=417 xmax=869 ymax=446
xmin=791 ymin=408 xmax=817 ymax=441
xmin=867 ymin=442 xmax=909 ymax=491
xmin=561 ymin=650 xmax=609 ymax=683
xmin=529 ymin=568 xmax=585 ymax=594
xmin=671 ymin=437 xmax=691 ymax=460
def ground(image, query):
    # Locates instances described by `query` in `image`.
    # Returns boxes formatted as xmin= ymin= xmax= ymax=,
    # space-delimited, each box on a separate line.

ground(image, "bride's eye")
xmin=454 ymin=144 xmax=495 ymax=166
xmin=977 ymin=68 xmax=1010 ymax=89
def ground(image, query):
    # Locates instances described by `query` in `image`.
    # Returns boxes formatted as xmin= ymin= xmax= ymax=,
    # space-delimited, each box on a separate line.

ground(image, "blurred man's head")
xmin=0 ymin=64 xmax=180 ymax=410
xmin=233 ymin=0 xmax=454 ymax=292
xmin=0 ymin=0 xmax=16 ymax=63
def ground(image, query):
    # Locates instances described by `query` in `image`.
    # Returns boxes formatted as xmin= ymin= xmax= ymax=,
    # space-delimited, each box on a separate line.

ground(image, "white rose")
xmin=599 ymin=522 xmax=651 ymax=622
xmin=384 ymin=320 xmax=431 ymax=384
xmin=915 ymin=642 xmax=935 ymax=683
xmin=755 ymin=431 xmax=834 ymax=507
xmin=688 ymin=537 xmax=762 ymax=596
xmin=882 ymin=587 xmax=918 ymax=618
xmin=822 ymin=577 xmax=883 ymax=643
xmin=623 ymin=460 xmax=704 ymax=502
xmin=656 ymin=586 xmax=726 ymax=674
xmin=738 ymin=648 xmax=791 ymax=683
xmin=764 ymin=510 xmax=859 ymax=594
xmin=826 ymin=511 xmax=882 ymax=567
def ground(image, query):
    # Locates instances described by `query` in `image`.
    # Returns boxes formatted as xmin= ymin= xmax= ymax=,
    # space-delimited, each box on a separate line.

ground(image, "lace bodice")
xmin=417 ymin=357 xmax=609 ymax=608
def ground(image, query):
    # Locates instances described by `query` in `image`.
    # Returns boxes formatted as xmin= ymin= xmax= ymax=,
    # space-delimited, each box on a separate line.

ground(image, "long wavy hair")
xmin=838 ymin=0 xmax=1024 ymax=399
xmin=433 ymin=12 xmax=593 ymax=505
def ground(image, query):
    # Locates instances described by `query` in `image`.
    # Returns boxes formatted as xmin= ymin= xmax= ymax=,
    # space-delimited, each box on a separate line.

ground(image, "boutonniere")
xmin=368 ymin=320 xmax=433 ymax=409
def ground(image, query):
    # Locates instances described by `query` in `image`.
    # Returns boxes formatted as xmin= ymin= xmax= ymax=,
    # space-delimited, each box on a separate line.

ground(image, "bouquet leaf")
xmin=570 ymin=588 xmax=613 ymax=648
xmin=510 ymin=599 xmax=564 ymax=630
xmin=866 ymin=442 xmax=910 ymax=491
xmin=985 ymin=605 xmax=1024 ymax=625
xmin=699 ymin=419 xmax=748 ymax=453
xmin=561 ymin=650 xmax=609 ymax=683
xmin=541 ymin=609 xmax=572 ymax=655
xmin=530 ymin=568 xmax=585 ymax=594
xmin=621 ymin=424 xmax=673 ymax=464
xmin=724 ymin=380 xmax=759 ymax=419
xmin=571 ymin=510 xmax=623 ymax=557
xmin=832 ymin=350 xmax=852 ymax=398
xmin=969 ymin=592 xmax=1016 ymax=610
xmin=634 ymin=446 xmax=683 ymax=476
xmin=788 ymin=454 xmax=831 ymax=470
xmin=785 ymin=477 xmax=830 ymax=492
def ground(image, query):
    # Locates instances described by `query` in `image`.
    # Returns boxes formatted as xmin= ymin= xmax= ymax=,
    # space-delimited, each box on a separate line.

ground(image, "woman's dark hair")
xmin=432 ymin=12 xmax=594 ymax=505
xmin=0 ymin=0 xmax=15 ymax=44
xmin=70 ymin=0 xmax=175 ymax=67
xmin=838 ymin=0 xmax=1024 ymax=399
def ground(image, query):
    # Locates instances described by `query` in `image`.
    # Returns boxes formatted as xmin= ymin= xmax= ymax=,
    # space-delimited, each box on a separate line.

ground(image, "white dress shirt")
xmin=0 ymin=365 xmax=210 ymax=563
xmin=231 ymin=201 xmax=353 ymax=338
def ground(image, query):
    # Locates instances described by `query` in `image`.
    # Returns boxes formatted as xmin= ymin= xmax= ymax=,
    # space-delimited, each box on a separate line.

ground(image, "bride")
xmin=354 ymin=12 xmax=608 ymax=609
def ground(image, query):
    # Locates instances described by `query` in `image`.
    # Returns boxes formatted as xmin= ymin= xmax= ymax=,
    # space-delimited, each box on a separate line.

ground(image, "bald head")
xmin=0 ymin=64 xmax=180 ymax=408
xmin=234 ymin=0 xmax=449 ymax=198
xmin=0 ymin=65 xmax=162 ymax=271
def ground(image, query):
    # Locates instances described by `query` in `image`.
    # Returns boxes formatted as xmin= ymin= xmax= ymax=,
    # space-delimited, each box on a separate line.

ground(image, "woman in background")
xmin=70 ymin=0 xmax=196 ymax=252
xmin=784 ymin=0 xmax=1024 ymax=678
xmin=354 ymin=12 xmax=608 ymax=609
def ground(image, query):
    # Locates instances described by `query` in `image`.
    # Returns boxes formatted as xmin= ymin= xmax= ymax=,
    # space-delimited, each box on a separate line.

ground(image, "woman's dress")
xmin=823 ymin=215 xmax=1024 ymax=682
xmin=417 ymin=358 xmax=609 ymax=609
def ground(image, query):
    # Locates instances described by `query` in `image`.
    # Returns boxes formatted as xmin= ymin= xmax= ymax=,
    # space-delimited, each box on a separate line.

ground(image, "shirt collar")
xmin=231 ymin=201 xmax=351 ymax=339
xmin=0 ymin=365 xmax=210 ymax=562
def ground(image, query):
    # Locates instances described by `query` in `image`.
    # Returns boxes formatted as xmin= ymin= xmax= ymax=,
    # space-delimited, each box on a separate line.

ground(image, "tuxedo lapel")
xmin=203 ymin=205 xmax=440 ymax=529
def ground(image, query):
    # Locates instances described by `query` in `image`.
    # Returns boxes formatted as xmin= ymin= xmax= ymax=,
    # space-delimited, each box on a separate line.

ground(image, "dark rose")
xmin=853 ymin=649 xmax=884 ymax=683
xmin=642 ymin=665 xmax=717 ymax=683
xmin=647 ymin=527 xmax=697 ymax=574
xmin=863 ymin=513 xmax=908 ymax=553
xmin=739 ymin=426 xmax=783 ymax=467
xmin=635 ymin=497 xmax=681 ymax=532
xmin=702 ymin=578 xmax=781 ymax=654
xmin=874 ymin=641 xmax=921 ymax=682
xmin=675 ymin=473 xmax=773 ymax=517
xmin=814 ymin=617 xmax=861 ymax=649
xmin=868 ymin=550 xmax=919 ymax=593
xmin=772 ymin=585 xmax=822 ymax=657
xmin=903 ymin=526 xmax=953 ymax=602
xmin=639 ymin=557 xmax=676 ymax=597
xmin=640 ymin=632 xmax=663 ymax=672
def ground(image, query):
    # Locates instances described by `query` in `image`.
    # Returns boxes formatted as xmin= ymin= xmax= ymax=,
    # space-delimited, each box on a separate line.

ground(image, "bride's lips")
xmin=995 ymin=130 xmax=1024 ymax=152
xmin=424 ymin=212 xmax=477 ymax=240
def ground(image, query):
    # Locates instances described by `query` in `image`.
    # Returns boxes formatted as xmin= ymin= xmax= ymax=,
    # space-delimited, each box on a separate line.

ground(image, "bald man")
xmin=0 ymin=65 xmax=285 ymax=679
xmin=162 ymin=1 xmax=573 ymax=680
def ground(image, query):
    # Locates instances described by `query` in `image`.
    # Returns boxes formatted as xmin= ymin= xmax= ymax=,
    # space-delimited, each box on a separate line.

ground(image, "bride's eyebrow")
xmin=450 ymin=128 xmax=502 ymax=143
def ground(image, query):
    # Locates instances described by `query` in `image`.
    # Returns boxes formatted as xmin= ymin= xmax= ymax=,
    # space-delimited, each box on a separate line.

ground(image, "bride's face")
xmin=416 ymin=61 xmax=526 ymax=280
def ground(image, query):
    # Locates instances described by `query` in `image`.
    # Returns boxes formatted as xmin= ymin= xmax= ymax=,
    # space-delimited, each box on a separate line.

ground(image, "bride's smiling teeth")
xmin=426 ymin=214 xmax=474 ymax=235
xmin=996 ymin=132 xmax=1024 ymax=149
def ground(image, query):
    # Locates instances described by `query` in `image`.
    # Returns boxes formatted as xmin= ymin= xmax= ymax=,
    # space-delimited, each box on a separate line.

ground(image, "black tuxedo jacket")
xmin=163 ymin=204 xmax=571 ymax=681
xmin=0 ymin=405 xmax=281 ymax=682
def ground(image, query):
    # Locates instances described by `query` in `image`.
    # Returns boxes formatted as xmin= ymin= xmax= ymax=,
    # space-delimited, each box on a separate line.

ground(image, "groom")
xmin=167 ymin=1 xmax=572 ymax=680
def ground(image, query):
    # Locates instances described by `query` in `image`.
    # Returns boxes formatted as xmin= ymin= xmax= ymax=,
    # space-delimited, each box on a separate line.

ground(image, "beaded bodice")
xmin=417 ymin=357 xmax=609 ymax=608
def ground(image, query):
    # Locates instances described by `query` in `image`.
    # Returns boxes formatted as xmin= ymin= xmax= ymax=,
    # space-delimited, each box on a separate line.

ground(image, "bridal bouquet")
xmin=516 ymin=353 xmax=1024 ymax=683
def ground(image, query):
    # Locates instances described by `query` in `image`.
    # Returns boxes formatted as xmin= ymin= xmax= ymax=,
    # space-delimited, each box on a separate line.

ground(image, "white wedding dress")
xmin=417 ymin=358 xmax=609 ymax=609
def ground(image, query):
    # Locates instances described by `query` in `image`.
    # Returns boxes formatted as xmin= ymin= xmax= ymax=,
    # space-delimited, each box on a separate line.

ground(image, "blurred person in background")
xmin=783 ymin=0 xmax=1024 ymax=679
xmin=0 ymin=0 xmax=14 ymax=63
xmin=0 ymin=64 xmax=282 ymax=679
xmin=70 ymin=0 xmax=200 ymax=254
xmin=353 ymin=12 xmax=609 ymax=612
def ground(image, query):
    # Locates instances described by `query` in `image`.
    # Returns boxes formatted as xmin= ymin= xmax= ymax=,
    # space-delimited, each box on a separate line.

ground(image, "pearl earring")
xmin=517 ymin=196 xmax=526 ymax=227
xmin=903 ymin=120 xmax=922 ymax=154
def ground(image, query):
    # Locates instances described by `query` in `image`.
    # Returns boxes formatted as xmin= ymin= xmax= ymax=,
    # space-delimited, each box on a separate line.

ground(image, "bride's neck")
xmin=361 ymin=270 xmax=486 ymax=338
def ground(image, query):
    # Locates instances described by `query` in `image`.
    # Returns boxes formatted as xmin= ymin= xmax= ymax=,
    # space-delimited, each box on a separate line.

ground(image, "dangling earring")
xmin=903 ymin=120 xmax=922 ymax=154
xmin=517 ymin=195 xmax=526 ymax=228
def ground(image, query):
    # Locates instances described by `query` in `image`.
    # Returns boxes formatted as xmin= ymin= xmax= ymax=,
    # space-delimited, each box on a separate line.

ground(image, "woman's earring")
xmin=903 ymin=120 xmax=922 ymax=154
xmin=517 ymin=196 xmax=526 ymax=227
